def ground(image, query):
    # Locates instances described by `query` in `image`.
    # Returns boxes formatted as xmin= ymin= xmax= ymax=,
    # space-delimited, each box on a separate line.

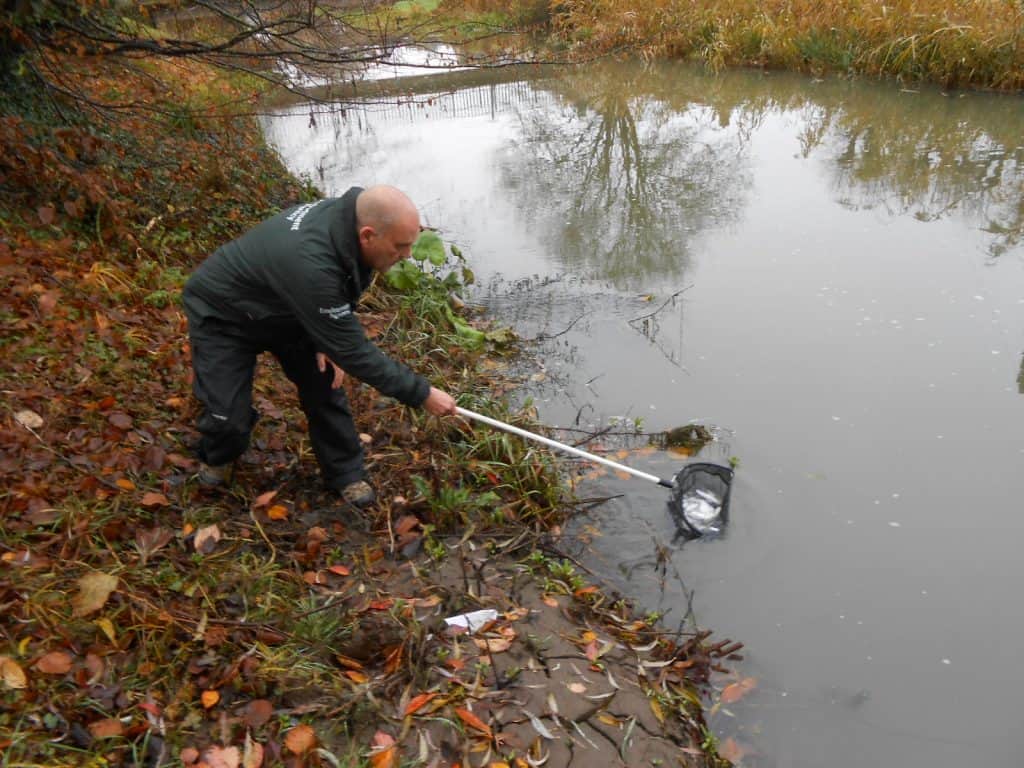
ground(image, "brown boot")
xmin=197 ymin=462 xmax=233 ymax=487
xmin=340 ymin=480 xmax=376 ymax=508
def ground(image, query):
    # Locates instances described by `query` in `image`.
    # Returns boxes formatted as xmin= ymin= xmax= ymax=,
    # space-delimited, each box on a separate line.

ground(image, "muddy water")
xmin=263 ymin=60 xmax=1024 ymax=767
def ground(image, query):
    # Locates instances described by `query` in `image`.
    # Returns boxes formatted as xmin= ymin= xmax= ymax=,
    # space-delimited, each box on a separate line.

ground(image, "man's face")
xmin=358 ymin=215 xmax=420 ymax=273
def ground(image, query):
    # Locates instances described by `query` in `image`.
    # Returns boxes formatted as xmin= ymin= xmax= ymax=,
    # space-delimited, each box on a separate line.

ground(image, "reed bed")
xmin=465 ymin=0 xmax=1024 ymax=90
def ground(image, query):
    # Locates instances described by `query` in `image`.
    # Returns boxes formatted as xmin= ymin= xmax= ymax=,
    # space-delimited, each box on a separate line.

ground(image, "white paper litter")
xmin=443 ymin=609 xmax=498 ymax=634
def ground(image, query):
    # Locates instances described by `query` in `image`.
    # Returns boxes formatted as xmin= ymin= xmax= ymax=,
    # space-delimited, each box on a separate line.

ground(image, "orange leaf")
xmin=88 ymin=718 xmax=124 ymax=738
xmin=201 ymin=689 xmax=220 ymax=709
xmin=266 ymin=504 xmax=288 ymax=520
xmin=115 ymin=478 xmax=136 ymax=491
xmin=141 ymin=492 xmax=169 ymax=507
xmin=404 ymin=692 xmax=438 ymax=717
xmin=720 ymin=676 xmax=757 ymax=704
xmin=455 ymin=708 xmax=492 ymax=738
xmin=284 ymin=724 xmax=317 ymax=755
xmin=328 ymin=564 xmax=351 ymax=576
xmin=35 ymin=651 xmax=73 ymax=674
xmin=243 ymin=699 xmax=274 ymax=728
xmin=345 ymin=670 xmax=369 ymax=683
xmin=719 ymin=737 xmax=750 ymax=763
xmin=369 ymin=731 xmax=396 ymax=768
xmin=336 ymin=654 xmax=364 ymax=670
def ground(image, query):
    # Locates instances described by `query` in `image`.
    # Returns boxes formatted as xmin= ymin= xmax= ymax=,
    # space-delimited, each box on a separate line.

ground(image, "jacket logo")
xmin=285 ymin=201 xmax=322 ymax=231
xmin=319 ymin=304 xmax=351 ymax=320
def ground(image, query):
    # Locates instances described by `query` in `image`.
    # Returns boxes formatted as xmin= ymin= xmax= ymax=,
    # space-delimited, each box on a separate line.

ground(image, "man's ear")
xmin=358 ymin=225 xmax=376 ymax=245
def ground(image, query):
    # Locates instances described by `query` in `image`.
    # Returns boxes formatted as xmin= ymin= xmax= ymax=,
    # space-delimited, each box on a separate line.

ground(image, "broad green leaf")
xmin=384 ymin=260 xmax=423 ymax=292
xmin=411 ymin=230 xmax=446 ymax=266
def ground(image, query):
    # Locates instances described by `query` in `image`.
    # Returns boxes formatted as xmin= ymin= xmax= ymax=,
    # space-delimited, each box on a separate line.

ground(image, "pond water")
xmin=263 ymin=60 xmax=1024 ymax=767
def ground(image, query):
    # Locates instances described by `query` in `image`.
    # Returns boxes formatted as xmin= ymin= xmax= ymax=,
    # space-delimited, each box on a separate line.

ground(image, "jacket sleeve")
xmin=269 ymin=255 xmax=431 ymax=407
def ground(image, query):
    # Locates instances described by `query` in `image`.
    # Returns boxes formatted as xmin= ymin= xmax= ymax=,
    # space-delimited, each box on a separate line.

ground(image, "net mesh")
xmin=669 ymin=462 xmax=735 ymax=538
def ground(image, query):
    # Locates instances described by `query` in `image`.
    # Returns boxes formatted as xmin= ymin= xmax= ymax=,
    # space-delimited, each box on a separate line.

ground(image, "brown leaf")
xmin=404 ymin=692 xmax=438 ymax=717
xmin=71 ymin=572 xmax=118 ymax=617
xmin=88 ymin=718 xmax=124 ymax=739
xmin=474 ymin=637 xmax=512 ymax=654
xmin=140 ymin=492 xmax=169 ymax=507
xmin=327 ymin=564 xmax=351 ymax=576
xmin=455 ymin=707 xmax=492 ymax=739
xmin=193 ymin=524 xmax=221 ymax=554
xmin=0 ymin=656 xmax=27 ymax=689
xmin=134 ymin=527 xmax=173 ymax=562
xmin=37 ymin=205 xmax=56 ymax=225
xmin=108 ymin=412 xmax=133 ymax=429
xmin=180 ymin=746 xmax=200 ymax=764
xmin=243 ymin=699 xmax=274 ymax=728
xmin=394 ymin=515 xmax=419 ymax=535
xmin=284 ymin=724 xmax=316 ymax=755
xmin=251 ymin=490 xmax=277 ymax=509
xmin=35 ymin=651 xmax=73 ymax=675
xmin=720 ymin=676 xmax=758 ymax=704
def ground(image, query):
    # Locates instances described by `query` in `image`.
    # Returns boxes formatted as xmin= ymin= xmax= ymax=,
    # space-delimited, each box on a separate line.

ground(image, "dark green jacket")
xmin=182 ymin=187 xmax=430 ymax=407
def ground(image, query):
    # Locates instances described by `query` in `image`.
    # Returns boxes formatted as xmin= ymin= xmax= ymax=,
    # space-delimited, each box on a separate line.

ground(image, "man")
xmin=182 ymin=185 xmax=457 ymax=507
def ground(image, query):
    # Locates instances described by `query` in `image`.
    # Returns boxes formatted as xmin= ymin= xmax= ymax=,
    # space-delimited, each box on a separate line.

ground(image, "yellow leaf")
xmin=597 ymin=712 xmax=620 ymax=727
xmin=649 ymin=697 xmax=665 ymax=723
xmin=95 ymin=617 xmax=116 ymax=642
xmin=201 ymin=689 xmax=220 ymax=708
xmin=72 ymin=572 xmax=118 ymax=617
xmin=0 ymin=656 xmax=27 ymax=689
xmin=266 ymin=504 xmax=289 ymax=520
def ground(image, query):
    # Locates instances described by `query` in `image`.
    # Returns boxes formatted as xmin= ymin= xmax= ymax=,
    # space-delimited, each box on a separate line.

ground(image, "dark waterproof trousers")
xmin=185 ymin=309 xmax=365 ymax=489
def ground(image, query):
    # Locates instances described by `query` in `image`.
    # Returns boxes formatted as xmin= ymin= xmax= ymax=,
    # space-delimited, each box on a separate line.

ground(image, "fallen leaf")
xmin=34 ymin=651 xmax=73 ymax=674
xmin=0 ymin=656 xmax=27 ymax=689
xmin=404 ymin=692 xmax=438 ymax=717
xmin=719 ymin=737 xmax=751 ymax=763
xmin=115 ymin=478 xmax=136 ymax=491
xmin=284 ymin=724 xmax=316 ymax=755
xmin=95 ymin=617 xmax=116 ymax=642
xmin=140 ymin=492 xmax=169 ymax=507
xmin=37 ymin=205 xmax=56 ymax=225
xmin=567 ymin=682 xmax=586 ymax=694
xmin=345 ymin=670 xmax=369 ymax=684
xmin=266 ymin=504 xmax=288 ymax=520
xmin=72 ymin=572 xmax=118 ymax=617
xmin=251 ymin=490 xmax=278 ymax=509
xmin=370 ymin=731 xmax=397 ymax=768
xmin=474 ymin=637 xmax=512 ymax=654
xmin=649 ymin=697 xmax=665 ymax=723
xmin=201 ymin=689 xmax=220 ymax=708
xmin=394 ymin=515 xmax=419 ymax=535
xmin=541 ymin=595 xmax=559 ymax=608
xmin=243 ymin=699 xmax=274 ymax=728
xmin=455 ymin=708 xmax=492 ymax=738
xmin=193 ymin=524 xmax=221 ymax=554
xmin=108 ymin=412 xmax=133 ymax=429
xmin=88 ymin=718 xmax=124 ymax=738
xmin=328 ymin=564 xmax=351 ymax=576
xmin=14 ymin=409 xmax=43 ymax=430
xmin=201 ymin=745 xmax=241 ymax=768
xmin=180 ymin=746 xmax=200 ymax=764
xmin=720 ymin=677 xmax=758 ymax=704
xmin=242 ymin=734 xmax=264 ymax=768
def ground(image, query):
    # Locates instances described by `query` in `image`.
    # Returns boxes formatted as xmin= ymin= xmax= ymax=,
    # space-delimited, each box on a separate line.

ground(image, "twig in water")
xmin=627 ymin=285 xmax=693 ymax=326
xmin=527 ymin=311 xmax=590 ymax=341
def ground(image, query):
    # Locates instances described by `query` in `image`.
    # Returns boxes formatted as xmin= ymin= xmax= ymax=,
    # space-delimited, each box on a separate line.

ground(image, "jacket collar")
xmin=329 ymin=186 xmax=371 ymax=295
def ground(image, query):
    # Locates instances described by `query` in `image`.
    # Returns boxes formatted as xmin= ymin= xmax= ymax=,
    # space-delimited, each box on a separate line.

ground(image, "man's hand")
xmin=422 ymin=386 xmax=457 ymax=416
xmin=316 ymin=352 xmax=346 ymax=389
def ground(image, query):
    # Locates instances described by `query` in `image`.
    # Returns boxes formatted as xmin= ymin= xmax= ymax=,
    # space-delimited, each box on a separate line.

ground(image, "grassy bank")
xmin=0 ymin=44 xmax=736 ymax=767
xmin=528 ymin=0 xmax=1024 ymax=91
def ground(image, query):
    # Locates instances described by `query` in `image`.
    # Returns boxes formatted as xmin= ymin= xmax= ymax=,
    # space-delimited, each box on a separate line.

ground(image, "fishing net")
xmin=669 ymin=462 xmax=735 ymax=538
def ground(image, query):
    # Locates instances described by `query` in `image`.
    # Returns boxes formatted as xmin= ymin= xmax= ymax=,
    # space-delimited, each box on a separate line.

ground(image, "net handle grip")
xmin=455 ymin=407 xmax=674 ymax=488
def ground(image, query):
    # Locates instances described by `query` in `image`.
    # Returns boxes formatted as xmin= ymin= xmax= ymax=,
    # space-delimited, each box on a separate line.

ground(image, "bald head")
xmin=356 ymin=185 xmax=419 ymax=234
xmin=355 ymin=185 xmax=421 ymax=272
